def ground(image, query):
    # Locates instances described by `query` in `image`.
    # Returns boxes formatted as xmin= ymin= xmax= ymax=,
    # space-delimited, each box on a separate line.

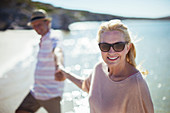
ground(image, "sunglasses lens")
xmin=99 ymin=42 xmax=127 ymax=52
xmin=99 ymin=43 xmax=111 ymax=52
xmin=114 ymin=42 xmax=126 ymax=52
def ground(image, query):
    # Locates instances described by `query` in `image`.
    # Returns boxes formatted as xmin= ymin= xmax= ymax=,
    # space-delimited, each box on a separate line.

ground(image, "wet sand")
xmin=0 ymin=30 xmax=41 ymax=112
xmin=0 ymin=30 xmax=37 ymax=76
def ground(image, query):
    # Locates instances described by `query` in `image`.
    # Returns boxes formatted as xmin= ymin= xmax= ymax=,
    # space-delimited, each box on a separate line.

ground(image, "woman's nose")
xmin=108 ymin=47 xmax=115 ymax=53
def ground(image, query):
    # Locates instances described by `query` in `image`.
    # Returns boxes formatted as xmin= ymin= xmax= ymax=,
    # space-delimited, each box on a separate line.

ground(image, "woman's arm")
xmin=58 ymin=68 xmax=84 ymax=89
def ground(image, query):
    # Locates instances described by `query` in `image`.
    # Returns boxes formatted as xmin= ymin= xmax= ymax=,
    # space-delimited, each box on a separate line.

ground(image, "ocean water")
xmin=63 ymin=20 xmax=170 ymax=113
xmin=0 ymin=20 xmax=169 ymax=113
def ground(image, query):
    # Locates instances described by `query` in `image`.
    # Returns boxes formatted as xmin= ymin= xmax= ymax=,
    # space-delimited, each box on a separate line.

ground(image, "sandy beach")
xmin=0 ymin=30 xmax=41 ymax=112
xmin=0 ymin=30 xmax=38 ymax=76
xmin=0 ymin=30 xmax=89 ymax=113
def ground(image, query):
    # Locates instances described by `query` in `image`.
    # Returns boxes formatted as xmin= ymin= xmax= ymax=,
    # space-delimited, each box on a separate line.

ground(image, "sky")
xmin=32 ymin=0 xmax=170 ymax=18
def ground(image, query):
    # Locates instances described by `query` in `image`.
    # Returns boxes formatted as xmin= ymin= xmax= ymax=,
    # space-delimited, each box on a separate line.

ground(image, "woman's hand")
xmin=55 ymin=69 xmax=66 ymax=81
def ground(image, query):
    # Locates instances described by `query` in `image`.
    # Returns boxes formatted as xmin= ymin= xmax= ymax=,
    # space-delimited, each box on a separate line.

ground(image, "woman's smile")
xmin=107 ymin=56 xmax=119 ymax=61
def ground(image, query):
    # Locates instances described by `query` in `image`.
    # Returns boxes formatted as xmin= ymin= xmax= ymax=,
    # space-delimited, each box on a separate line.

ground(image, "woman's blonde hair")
xmin=97 ymin=19 xmax=136 ymax=67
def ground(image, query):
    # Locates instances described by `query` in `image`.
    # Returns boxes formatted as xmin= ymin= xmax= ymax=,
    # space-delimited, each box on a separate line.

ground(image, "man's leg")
xmin=15 ymin=92 xmax=40 ymax=113
xmin=38 ymin=97 xmax=61 ymax=113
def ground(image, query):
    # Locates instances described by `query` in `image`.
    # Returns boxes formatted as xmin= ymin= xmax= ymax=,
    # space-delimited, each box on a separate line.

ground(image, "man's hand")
xmin=55 ymin=70 xmax=66 ymax=81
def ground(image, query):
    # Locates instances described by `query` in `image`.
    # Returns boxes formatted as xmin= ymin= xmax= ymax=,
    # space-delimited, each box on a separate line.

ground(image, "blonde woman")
xmin=56 ymin=19 xmax=154 ymax=113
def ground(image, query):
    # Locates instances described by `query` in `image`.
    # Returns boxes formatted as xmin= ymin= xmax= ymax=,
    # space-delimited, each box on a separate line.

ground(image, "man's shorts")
xmin=16 ymin=92 xmax=61 ymax=113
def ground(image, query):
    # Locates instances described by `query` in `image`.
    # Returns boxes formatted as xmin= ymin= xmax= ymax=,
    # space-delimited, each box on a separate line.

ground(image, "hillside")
xmin=0 ymin=0 xmax=169 ymax=31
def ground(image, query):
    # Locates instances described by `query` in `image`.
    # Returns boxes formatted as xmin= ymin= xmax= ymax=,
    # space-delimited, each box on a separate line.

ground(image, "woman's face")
xmin=99 ymin=30 xmax=130 ymax=67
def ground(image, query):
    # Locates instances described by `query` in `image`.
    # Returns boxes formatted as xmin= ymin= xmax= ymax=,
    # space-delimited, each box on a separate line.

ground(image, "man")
xmin=15 ymin=9 xmax=65 ymax=113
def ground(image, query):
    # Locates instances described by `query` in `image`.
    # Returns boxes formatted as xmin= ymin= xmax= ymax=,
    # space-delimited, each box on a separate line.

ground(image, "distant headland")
xmin=0 ymin=0 xmax=170 ymax=31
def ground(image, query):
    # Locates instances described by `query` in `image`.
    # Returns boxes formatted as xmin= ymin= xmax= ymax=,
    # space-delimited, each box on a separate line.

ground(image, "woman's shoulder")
xmin=129 ymin=72 xmax=146 ymax=84
xmin=94 ymin=61 xmax=106 ymax=70
xmin=123 ymin=72 xmax=144 ymax=86
xmin=135 ymin=72 xmax=147 ymax=83
xmin=133 ymin=72 xmax=151 ymax=92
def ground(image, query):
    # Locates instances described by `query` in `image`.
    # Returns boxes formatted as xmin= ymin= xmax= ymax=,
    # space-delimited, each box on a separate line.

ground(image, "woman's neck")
xmin=108 ymin=62 xmax=138 ymax=82
xmin=108 ymin=61 xmax=126 ymax=76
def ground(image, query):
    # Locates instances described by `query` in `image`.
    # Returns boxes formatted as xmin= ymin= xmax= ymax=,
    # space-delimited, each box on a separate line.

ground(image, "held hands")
xmin=55 ymin=69 xmax=66 ymax=81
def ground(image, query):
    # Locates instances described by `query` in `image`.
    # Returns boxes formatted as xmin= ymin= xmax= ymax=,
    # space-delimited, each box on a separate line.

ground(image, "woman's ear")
xmin=127 ymin=42 xmax=132 ymax=52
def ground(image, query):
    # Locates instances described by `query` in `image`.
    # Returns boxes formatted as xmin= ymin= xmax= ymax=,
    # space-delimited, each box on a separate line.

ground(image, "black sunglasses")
xmin=98 ymin=42 xmax=128 ymax=52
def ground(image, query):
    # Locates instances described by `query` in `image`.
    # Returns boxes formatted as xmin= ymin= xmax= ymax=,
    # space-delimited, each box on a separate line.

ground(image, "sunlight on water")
xmin=0 ymin=20 xmax=170 ymax=113
xmin=69 ymin=21 xmax=102 ymax=30
xmin=62 ymin=91 xmax=89 ymax=113
xmin=64 ymin=20 xmax=170 ymax=113
xmin=72 ymin=37 xmax=99 ymax=55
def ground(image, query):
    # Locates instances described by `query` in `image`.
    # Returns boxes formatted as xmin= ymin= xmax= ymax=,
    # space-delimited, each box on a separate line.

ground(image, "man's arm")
xmin=53 ymin=47 xmax=66 ymax=81
xmin=53 ymin=47 xmax=64 ymax=67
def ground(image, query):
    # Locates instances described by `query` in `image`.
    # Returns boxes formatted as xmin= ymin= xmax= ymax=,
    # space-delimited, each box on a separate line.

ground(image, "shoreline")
xmin=1 ymin=19 xmax=170 ymax=32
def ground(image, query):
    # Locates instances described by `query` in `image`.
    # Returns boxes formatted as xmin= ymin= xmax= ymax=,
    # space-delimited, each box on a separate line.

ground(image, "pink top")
xmin=82 ymin=62 xmax=154 ymax=113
